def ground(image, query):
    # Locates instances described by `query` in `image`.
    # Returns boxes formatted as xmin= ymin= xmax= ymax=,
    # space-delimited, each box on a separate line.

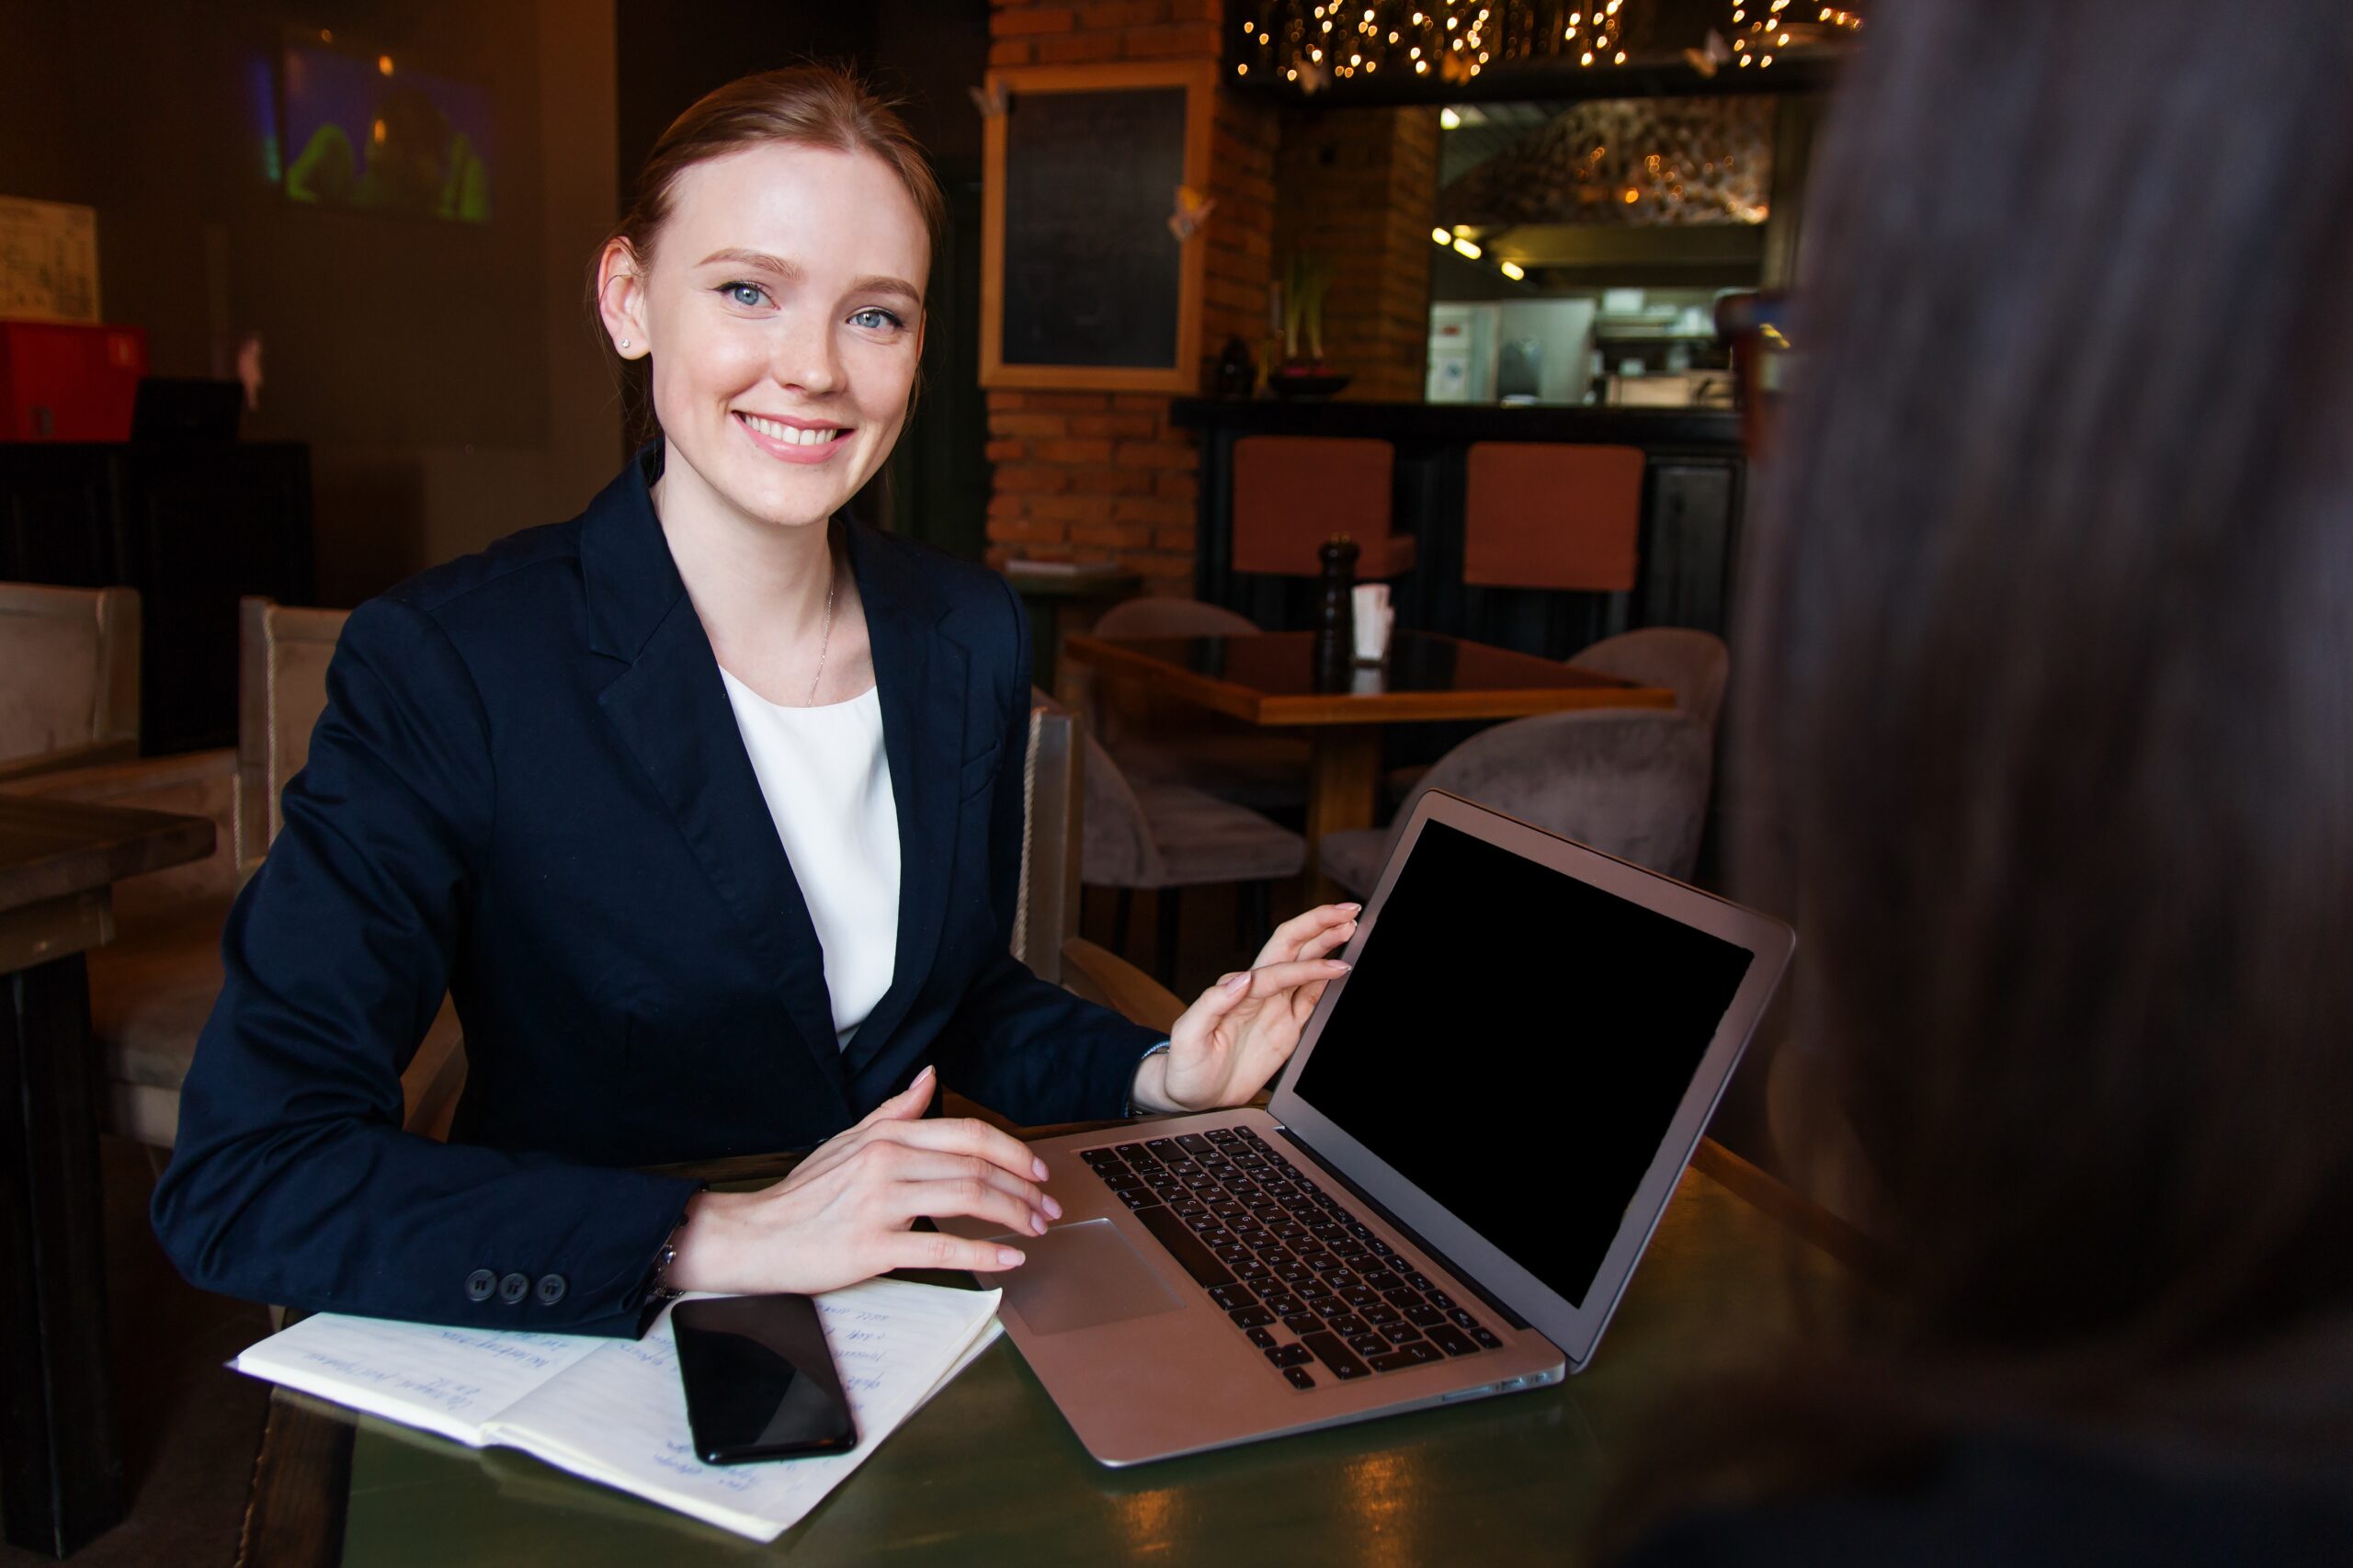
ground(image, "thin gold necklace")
xmin=805 ymin=551 xmax=836 ymax=706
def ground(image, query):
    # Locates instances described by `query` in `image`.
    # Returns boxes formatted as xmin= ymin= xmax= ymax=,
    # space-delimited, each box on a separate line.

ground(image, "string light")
xmin=1228 ymin=2 xmax=1862 ymax=89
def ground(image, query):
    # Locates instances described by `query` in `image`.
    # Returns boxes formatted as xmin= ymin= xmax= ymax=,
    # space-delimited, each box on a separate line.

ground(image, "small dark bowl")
xmin=1268 ymin=368 xmax=1353 ymax=401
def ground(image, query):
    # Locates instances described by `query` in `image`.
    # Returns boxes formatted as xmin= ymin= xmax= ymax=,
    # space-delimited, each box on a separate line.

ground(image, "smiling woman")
xmin=150 ymin=64 xmax=1357 ymax=1334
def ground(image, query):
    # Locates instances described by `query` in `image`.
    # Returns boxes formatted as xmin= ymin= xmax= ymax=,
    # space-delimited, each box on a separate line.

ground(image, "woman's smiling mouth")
xmin=735 ymin=411 xmax=852 ymax=461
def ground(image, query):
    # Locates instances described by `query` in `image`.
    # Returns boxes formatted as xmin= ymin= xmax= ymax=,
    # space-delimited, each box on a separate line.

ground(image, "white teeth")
xmin=742 ymin=414 xmax=842 ymax=447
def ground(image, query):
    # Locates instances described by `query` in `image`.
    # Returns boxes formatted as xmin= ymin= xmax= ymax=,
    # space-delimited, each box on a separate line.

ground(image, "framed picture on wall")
xmin=981 ymin=60 xmax=1217 ymax=392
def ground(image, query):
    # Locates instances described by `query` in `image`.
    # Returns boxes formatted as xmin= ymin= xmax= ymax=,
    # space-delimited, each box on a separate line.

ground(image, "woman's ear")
xmin=597 ymin=238 xmax=650 ymax=358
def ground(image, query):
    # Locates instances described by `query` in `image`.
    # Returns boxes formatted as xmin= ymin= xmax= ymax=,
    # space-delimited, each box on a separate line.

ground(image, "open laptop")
xmin=949 ymin=790 xmax=1794 ymax=1465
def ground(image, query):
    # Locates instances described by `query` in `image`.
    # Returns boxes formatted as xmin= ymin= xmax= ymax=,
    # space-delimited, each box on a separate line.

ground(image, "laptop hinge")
xmin=1273 ymin=1126 xmax=1531 ymax=1332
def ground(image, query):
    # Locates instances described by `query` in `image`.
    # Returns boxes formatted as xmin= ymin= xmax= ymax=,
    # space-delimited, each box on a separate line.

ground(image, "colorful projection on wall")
xmin=282 ymin=42 xmax=493 ymax=223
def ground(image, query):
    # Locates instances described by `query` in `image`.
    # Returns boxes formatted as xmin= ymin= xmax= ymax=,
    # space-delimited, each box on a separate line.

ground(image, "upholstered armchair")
xmin=1321 ymin=707 xmax=1716 ymax=899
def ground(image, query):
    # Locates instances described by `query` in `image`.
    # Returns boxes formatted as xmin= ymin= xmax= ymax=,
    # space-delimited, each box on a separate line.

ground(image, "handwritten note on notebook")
xmin=233 ymin=1279 xmax=1003 ymax=1541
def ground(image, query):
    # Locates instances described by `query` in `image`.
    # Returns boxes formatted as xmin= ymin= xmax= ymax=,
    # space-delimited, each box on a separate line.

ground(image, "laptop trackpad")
xmin=995 ymin=1218 xmax=1186 ymax=1335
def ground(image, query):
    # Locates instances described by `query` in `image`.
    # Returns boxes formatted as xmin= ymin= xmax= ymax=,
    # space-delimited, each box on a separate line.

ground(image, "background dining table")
xmin=1060 ymin=630 xmax=1677 ymax=900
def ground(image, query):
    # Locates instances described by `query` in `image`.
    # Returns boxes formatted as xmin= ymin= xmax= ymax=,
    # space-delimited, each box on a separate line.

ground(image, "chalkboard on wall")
xmin=982 ymin=62 xmax=1214 ymax=392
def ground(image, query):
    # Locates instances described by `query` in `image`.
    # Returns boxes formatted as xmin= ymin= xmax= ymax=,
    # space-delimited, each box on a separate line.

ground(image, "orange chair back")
xmin=1231 ymin=437 xmax=1414 ymax=578
xmin=1462 ymin=442 xmax=1644 ymax=591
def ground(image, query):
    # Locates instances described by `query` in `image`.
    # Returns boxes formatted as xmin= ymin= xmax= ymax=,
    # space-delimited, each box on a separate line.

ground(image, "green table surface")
xmin=330 ymin=1164 xmax=1839 ymax=1566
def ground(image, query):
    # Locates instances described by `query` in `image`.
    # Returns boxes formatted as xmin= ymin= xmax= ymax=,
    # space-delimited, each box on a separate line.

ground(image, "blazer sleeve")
xmin=150 ymin=596 xmax=698 ymax=1336
xmin=930 ymin=576 xmax=1163 ymax=1124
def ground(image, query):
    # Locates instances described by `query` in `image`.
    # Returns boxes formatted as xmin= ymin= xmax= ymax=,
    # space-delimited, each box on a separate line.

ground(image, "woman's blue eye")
xmin=720 ymin=281 xmax=768 ymax=308
xmin=850 ymin=306 xmax=904 ymax=331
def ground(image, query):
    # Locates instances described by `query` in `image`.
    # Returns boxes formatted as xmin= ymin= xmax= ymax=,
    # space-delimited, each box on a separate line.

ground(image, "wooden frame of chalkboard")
xmin=981 ymin=61 xmax=1218 ymax=393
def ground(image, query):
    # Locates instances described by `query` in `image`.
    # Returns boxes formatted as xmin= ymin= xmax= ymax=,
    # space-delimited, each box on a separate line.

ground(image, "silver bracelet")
xmin=1124 ymin=1040 xmax=1174 ymax=1117
xmin=645 ymin=1211 xmax=688 ymax=1304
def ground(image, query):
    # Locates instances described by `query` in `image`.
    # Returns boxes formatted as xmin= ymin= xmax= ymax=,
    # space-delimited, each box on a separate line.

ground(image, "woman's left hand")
xmin=1130 ymin=903 xmax=1360 ymax=1115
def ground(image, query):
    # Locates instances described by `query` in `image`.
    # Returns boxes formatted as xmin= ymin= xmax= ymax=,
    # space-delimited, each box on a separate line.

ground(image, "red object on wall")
xmin=0 ymin=321 xmax=149 ymax=441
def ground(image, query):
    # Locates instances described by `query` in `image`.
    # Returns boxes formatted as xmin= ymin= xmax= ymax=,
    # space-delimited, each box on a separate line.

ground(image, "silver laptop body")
xmin=948 ymin=790 xmax=1795 ymax=1466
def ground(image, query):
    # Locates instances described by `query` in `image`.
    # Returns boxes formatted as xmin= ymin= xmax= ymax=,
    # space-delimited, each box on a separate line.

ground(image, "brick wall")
xmin=1272 ymin=106 xmax=1439 ymax=403
xmin=979 ymin=14 xmax=1438 ymax=580
xmin=983 ymin=1 xmax=1277 ymax=588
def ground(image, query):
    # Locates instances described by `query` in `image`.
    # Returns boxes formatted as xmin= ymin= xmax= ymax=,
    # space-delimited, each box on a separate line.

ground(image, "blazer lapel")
xmin=839 ymin=523 xmax=968 ymax=1077
xmin=581 ymin=449 xmax=852 ymax=1116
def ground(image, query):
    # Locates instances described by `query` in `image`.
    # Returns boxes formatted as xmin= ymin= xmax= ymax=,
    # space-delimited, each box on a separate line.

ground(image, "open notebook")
xmin=233 ymin=1278 xmax=1003 ymax=1542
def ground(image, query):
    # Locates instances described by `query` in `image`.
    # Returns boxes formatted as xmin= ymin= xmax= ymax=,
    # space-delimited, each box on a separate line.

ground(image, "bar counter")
xmin=1171 ymin=399 xmax=1748 ymax=660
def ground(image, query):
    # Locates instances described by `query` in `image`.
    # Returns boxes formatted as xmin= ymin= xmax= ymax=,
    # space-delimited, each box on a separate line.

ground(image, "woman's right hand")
xmin=660 ymin=1065 xmax=1057 ymax=1296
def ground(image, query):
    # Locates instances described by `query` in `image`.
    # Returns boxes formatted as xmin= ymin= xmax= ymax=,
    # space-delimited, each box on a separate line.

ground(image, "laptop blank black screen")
xmin=1290 ymin=820 xmax=1754 ymax=1310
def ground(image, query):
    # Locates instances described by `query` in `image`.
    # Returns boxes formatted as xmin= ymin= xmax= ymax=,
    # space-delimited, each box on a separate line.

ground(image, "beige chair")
xmin=0 ymin=582 xmax=141 ymax=783
xmin=233 ymin=597 xmax=347 ymax=869
xmin=1 ymin=597 xmax=464 ymax=1146
xmin=1081 ymin=728 xmax=1305 ymax=984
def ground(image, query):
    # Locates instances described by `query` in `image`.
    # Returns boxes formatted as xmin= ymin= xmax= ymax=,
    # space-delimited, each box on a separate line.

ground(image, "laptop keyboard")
xmin=1077 ymin=1126 xmax=1502 ymax=1391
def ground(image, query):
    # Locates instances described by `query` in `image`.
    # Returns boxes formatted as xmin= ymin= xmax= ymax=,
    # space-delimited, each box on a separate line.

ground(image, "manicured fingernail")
xmin=1224 ymin=971 xmax=1251 ymax=992
xmin=1030 ymin=1212 xmax=1049 ymax=1234
xmin=1325 ymin=960 xmax=1351 ymax=971
xmin=915 ymin=1064 xmax=936 ymax=1084
xmin=996 ymin=1246 xmax=1026 ymax=1267
xmin=1339 ymin=903 xmax=1362 ymax=913
xmin=1032 ymin=1157 xmax=1050 ymax=1180
xmin=1044 ymin=1195 xmax=1063 ymax=1219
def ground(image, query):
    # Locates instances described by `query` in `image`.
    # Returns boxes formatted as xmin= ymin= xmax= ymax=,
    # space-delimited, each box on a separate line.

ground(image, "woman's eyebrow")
xmin=848 ymin=275 xmax=923 ymax=305
xmin=695 ymin=249 xmax=919 ymax=305
xmin=697 ymin=246 xmax=800 ymax=277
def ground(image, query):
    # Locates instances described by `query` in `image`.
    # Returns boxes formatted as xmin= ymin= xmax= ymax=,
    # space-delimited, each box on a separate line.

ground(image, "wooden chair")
xmin=1013 ymin=695 xmax=1086 ymax=988
xmin=0 ymin=582 xmax=140 ymax=783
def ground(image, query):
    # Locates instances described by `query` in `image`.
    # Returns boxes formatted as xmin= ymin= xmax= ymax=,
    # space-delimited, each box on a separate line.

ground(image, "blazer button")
xmin=534 ymin=1274 xmax=567 ymax=1306
xmin=497 ymin=1271 xmax=530 ymax=1305
xmin=465 ymin=1268 xmax=497 ymax=1302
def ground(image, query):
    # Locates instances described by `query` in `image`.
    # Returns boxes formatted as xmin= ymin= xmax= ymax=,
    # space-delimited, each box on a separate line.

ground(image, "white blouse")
xmin=718 ymin=670 xmax=902 ymax=1051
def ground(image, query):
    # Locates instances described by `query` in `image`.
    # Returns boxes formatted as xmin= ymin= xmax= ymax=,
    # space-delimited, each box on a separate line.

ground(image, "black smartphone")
xmin=671 ymin=1294 xmax=858 ymax=1464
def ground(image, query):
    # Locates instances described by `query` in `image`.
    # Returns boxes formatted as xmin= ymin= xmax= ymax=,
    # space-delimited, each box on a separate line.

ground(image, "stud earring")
xmin=619 ymin=337 xmax=631 ymax=350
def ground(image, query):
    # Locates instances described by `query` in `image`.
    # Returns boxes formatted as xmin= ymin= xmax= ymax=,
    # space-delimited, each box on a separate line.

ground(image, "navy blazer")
xmin=152 ymin=449 xmax=1159 ymax=1335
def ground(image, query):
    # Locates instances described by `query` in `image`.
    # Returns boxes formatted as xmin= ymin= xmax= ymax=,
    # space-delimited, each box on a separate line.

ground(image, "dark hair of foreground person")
xmin=1603 ymin=1 xmax=2353 ymax=1561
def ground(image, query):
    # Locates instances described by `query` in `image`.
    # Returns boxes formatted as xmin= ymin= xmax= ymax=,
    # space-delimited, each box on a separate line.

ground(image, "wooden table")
xmin=1063 ymin=631 xmax=1676 ymax=898
xmin=1 ymin=797 xmax=216 ymax=1557
xmin=235 ymin=1139 xmax=1860 ymax=1568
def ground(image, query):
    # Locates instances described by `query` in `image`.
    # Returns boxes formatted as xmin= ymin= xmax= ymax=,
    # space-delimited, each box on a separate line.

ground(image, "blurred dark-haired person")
xmin=1608 ymin=2 xmax=2353 ymax=1563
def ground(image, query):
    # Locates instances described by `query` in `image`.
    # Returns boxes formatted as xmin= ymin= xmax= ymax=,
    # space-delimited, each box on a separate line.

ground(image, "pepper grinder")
xmin=1313 ymin=535 xmax=1359 ymax=688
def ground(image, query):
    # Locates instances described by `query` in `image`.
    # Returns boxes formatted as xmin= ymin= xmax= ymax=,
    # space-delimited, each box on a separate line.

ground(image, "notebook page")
xmin=232 ymin=1314 xmax=605 ymax=1447
xmin=483 ymin=1280 xmax=1002 ymax=1541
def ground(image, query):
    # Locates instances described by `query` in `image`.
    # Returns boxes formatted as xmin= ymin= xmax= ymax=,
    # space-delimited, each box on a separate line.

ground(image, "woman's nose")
xmin=771 ymin=312 xmax=844 ymax=396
